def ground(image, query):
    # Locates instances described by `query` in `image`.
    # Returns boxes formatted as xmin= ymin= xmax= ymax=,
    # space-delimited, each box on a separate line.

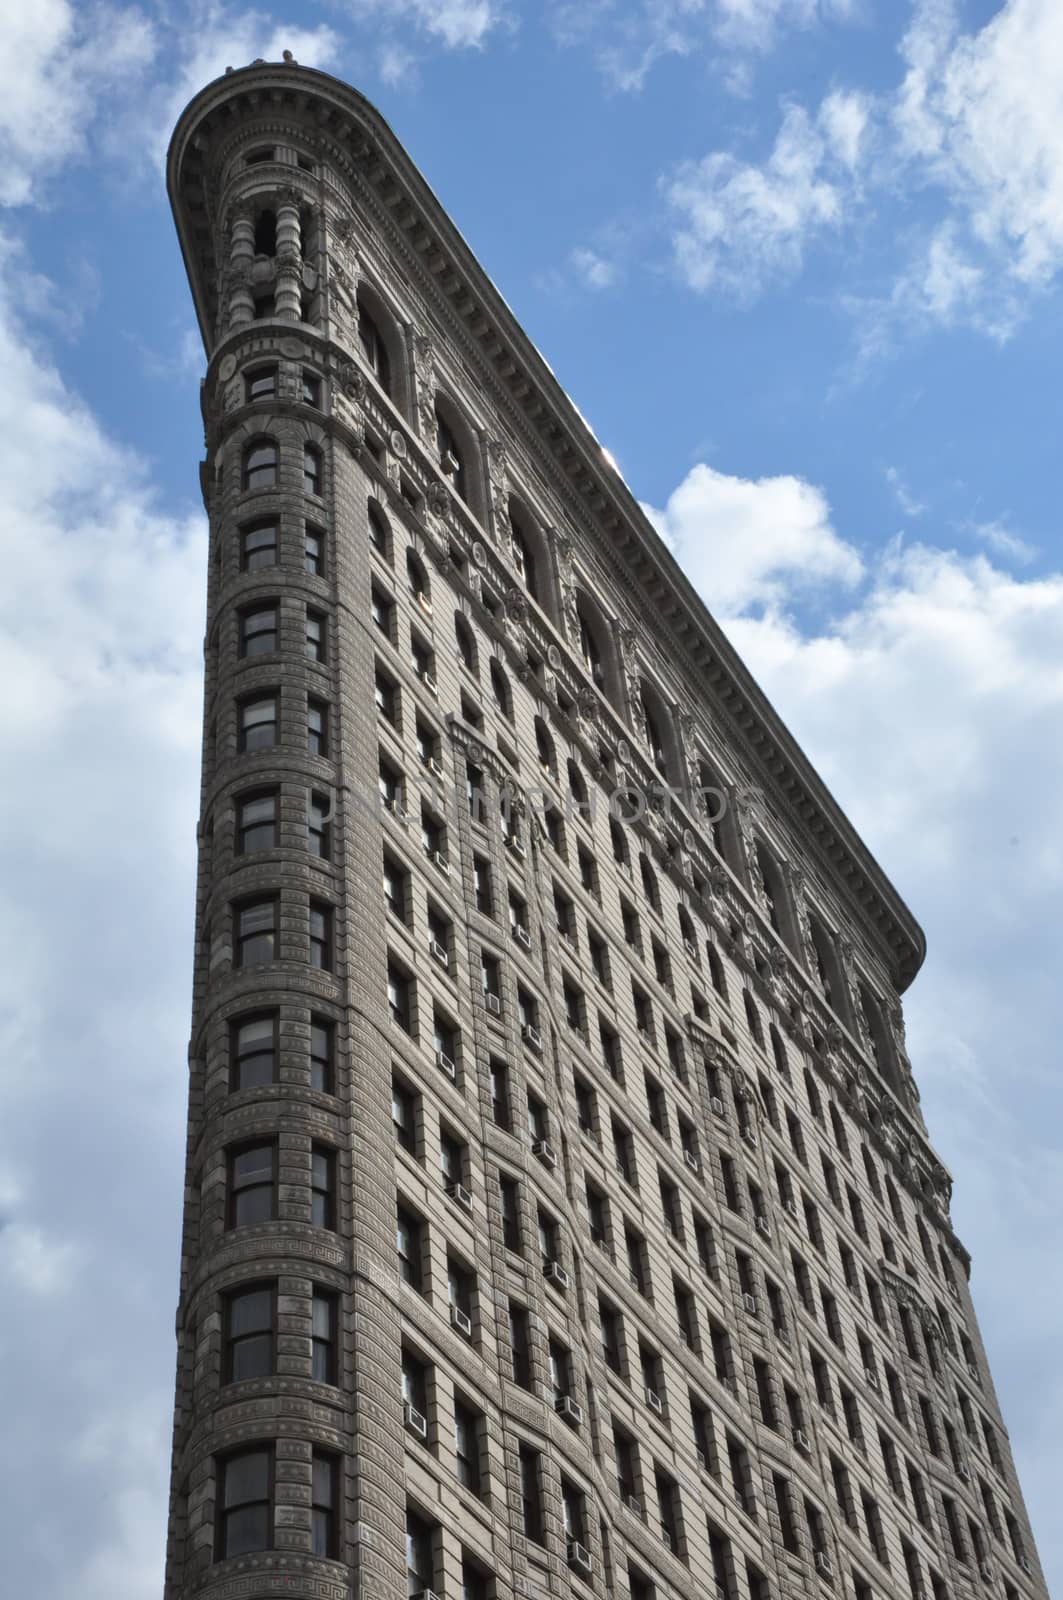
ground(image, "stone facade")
xmin=164 ymin=59 xmax=1047 ymax=1600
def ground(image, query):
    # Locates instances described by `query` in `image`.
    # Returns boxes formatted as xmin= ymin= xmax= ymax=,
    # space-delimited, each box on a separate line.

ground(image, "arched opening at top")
xmin=407 ymin=549 xmax=431 ymax=613
xmin=489 ymin=659 xmax=513 ymax=721
xmin=455 ymin=612 xmax=477 ymax=675
xmin=508 ymin=499 xmax=541 ymax=600
xmin=535 ymin=716 xmax=556 ymax=777
xmin=568 ymin=760 xmax=588 ymax=806
xmin=769 ymin=1023 xmax=789 ymax=1078
xmin=434 ymin=396 xmax=477 ymax=510
xmin=243 ymin=437 xmax=277 ymax=493
xmin=858 ymin=980 xmax=897 ymax=1085
xmin=253 ymin=208 xmax=276 ymax=256
xmin=639 ymin=853 xmax=662 ymax=915
xmin=755 ymin=837 xmax=800 ymax=955
xmin=575 ymin=589 xmax=621 ymax=708
xmin=368 ymin=499 xmax=391 ymax=560
xmin=638 ymin=678 xmax=680 ymax=784
xmin=707 ymin=942 xmax=728 ymax=1002
xmin=808 ymin=914 xmax=851 ymax=1027
xmin=358 ymin=297 xmax=392 ymax=396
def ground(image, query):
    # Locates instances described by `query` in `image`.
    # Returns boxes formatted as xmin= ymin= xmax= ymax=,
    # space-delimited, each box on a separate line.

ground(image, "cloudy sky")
xmin=1 ymin=0 xmax=1061 ymax=1593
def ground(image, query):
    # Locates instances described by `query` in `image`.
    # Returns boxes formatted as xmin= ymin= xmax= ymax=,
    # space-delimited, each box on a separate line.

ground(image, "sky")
xmin=0 ymin=0 xmax=1060 ymax=1594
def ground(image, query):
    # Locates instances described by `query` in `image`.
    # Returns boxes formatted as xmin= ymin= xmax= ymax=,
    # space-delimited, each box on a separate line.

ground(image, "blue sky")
xmin=0 ymin=1 xmax=1061 ymax=1594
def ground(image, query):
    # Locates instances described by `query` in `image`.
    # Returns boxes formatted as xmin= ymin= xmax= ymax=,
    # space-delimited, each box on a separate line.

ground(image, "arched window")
xmin=641 ymin=691 xmax=667 ymax=776
xmin=578 ymin=605 xmax=604 ymax=685
xmin=535 ymin=717 xmax=556 ymax=777
xmin=455 ymin=613 xmax=477 ymax=674
xmin=435 ymin=405 xmax=467 ymax=502
xmin=755 ymin=837 xmax=797 ymax=951
xmin=303 ymin=444 xmax=321 ymax=497
xmin=489 ymin=659 xmax=512 ymax=720
xmin=770 ymin=1024 xmax=789 ymax=1078
xmin=407 ymin=550 xmax=431 ymax=612
xmin=509 ymin=505 xmax=539 ymax=601
xmin=639 ymin=854 xmax=661 ymax=915
xmin=707 ymin=943 xmax=728 ymax=1002
xmin=253 ymin=208 xmax=276 ymax=256
xmin=696 ymin=759 xmax=726 ymax=856
xmin=678 ymin=906 xmax=698 ymax=962
xmin=809 ymin=916 xmax=844 ymax=1013
xmin=368 ymin=500 xmax=390 ymax=560
xmin=568 ymin=760 xmax=587 ymax=806
xmin=358 ymin=296 xmax=392 ymax=397
xmin=243 ymin=439 xmax=277 ymax=492
xmin=858 ymin=982 xmax=895 ymax=1081
xmin=609 ymin=815 xmax=629 ymax=870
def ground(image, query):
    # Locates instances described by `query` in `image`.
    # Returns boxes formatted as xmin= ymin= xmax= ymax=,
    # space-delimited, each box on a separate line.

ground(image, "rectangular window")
xmin=306 ymin=607 xmax=326 ymax=663
xmin=311 ymin=1289 xmax=337 ymax=1384
xmin=241 ymin=519 xmax=278 ymax=571
xmin=217 ymin=1446 xmax=273 ymax=1558
xmin=240 ymin=602 xmax=279 ymax=658
xmin=310 ymin=1451 xmax=338 ymax=1558
xmin=307 ymin=696 xmax=328 ymax=756
xmin=230 ymin=1013 xmax=277 ymax=1091
xmin=311 ymin=1144 xmax=335 ymax=1229
xmin=245 ymin=365 xmax=277 ymax=401
xmin=239 ymin=693 xmax=278 ymax=752
xmin=234 ymin=896 xmax=277 ymax=967
xmin=509 ymin=1299 xmax=532 ymax=1388
xmin=454 ymin=1399 xmax=483 ymax=1494
xmin=304 ymin=523 xmax=324 ymax=576
xmin=309 ymin=900 xmax=332 ymax=969
xmin=237 ymin=789 xmax=277 ymax=853
xmin=397 ymin=1204 xmax=425 ymax=1291
xmin=227 ymin=1140 xmax=276 ymax=1227
xmin=519 ymin=1446 xmax=544 ymax=1543
xmin=224 ymin=1282 xmax=275 ymax=1382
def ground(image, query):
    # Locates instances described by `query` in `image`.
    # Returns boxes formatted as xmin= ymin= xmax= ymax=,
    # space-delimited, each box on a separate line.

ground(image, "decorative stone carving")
xmin=412 ymin=331 xmax=436 ymax=440
xmin=504 ymin=588 xmax=527 ymax=622
xmin=577 ymin=686 xmax=598 ymax=724
xmin=426 ymin=479 xmax=450 ymax=518
xmin=337 ymin=363 xmax=366 ymax=403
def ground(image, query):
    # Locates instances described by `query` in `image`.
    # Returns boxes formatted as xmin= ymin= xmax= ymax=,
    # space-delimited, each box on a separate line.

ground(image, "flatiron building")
xmin=164 ymin=57 xmax=1047 ymax=1600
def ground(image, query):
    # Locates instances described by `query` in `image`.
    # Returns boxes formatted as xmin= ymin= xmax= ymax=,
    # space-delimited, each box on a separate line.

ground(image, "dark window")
xmin=454 ymin=1400 xmax=483 ymax=1494
xmin=358 ymin=300 xmax=392 ymax=395
xmin=309 ymin=901 xmax=332 ymax=970
xmin=311 ymin=1289 xmax=338 ymax=1383
xmin=310 ymin=1451 xmax=338 ymax=1558
xmin=308 ymin=793 xmax=331 ymax=859
xmin=436 ymin=406 xmax=467 ymax=500
xmin=305 ymin=523 xmax=324 ymax=576
xmin=310 ymin=1018 xmax=334 ymax=1094
xmin=305 ymin=607 xmax=326 ymax=663
xmin=302 ymin=370 xmax=321 ymax=407
xmin=303 ymin=444 xmax=322 ymax=496
xmin=245 ymin=365 xmax=277 ymax=402
xmin=519 ymin=1445 xmax=544 ymax=1543
xmin=224 ymin=1283 xmax=274 ymax=1382
xmin=241 ymin=519 xmax=277 ymax=571
xmin=230 ymin=1013 xmax=277 ymax=1091
xmin=397 ymin=1204 xmax=424 ymax=1289
xmin=237 ymin=790 xmax=277 ymax=853
xmin=240 ymin=603 xmax=278 ymax=658
xmin=217 ymin=1447 xmax=272 ymax=1557
xmin=243 ymin=440 xmax=277 ymax=492
xmin=405 ymin=1507 xmax=435 ymax=1592
xmin=228 ymin=1141 xmax=276 ymax=1227
xmin=311 ymin=1144 xmax=335 ymax=1229
xmin=234 ymin=897 xmax=277 ymax=966
xmin=307 ymin=697 xmax=328 ymax=756
xmin=238 ymin=694 xmax=278 ymax=753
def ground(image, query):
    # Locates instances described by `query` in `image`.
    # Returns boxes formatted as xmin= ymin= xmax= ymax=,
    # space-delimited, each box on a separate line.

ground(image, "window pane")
xmin=224 ymin=1503 xmax=269 ymax=1556
xmin=233 ymin=1145 xmax=273 ymax=1185
xmin=224 ymin=1450 xmax=269 ymax=1506
xmin=230 ymin=1331 xmax=272 ymax=1381
xmin=229 ymin=1287 xmax=272 ymax=1335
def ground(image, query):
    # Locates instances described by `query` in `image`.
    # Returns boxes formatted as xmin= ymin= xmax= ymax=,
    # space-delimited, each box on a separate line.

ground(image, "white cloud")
xmin=659 ymin=466 xmax=1063 ymax=1580
xmin=550 ymin=0 xmax=858 ymax=88
xmin=571 ymin=246 xmax=619 ymax=289
xmin=972 ymin=518 xmax=1037 ymax=565
xmin=663 ymin=99 xmax=863 ymax=296
xmin=0 ymin=0 xmax=156 ymax=204
xmin=884 ymin=464 xmax=925 ymax=518
xmin=0 ymin=227 xmax=204 ymax=1597
xmin=344 ymin=0 xmax=506 ymax=51
xmin=645 ymin=461 xmax=864 ymax=613
xmin=894 ymin=0 xmax=1063 ymax=290
xmin=144 ymin=6 xmax=342 ymax=170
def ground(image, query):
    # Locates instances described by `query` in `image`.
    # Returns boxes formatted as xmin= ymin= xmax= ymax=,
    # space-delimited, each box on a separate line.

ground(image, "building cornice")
xmin=168 ymin=59 xmax=926 ymax=992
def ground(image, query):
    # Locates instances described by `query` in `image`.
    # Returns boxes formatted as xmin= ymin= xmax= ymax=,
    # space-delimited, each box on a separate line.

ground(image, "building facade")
xmin=164 ymin=58 xmax=1046 ymax=1600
